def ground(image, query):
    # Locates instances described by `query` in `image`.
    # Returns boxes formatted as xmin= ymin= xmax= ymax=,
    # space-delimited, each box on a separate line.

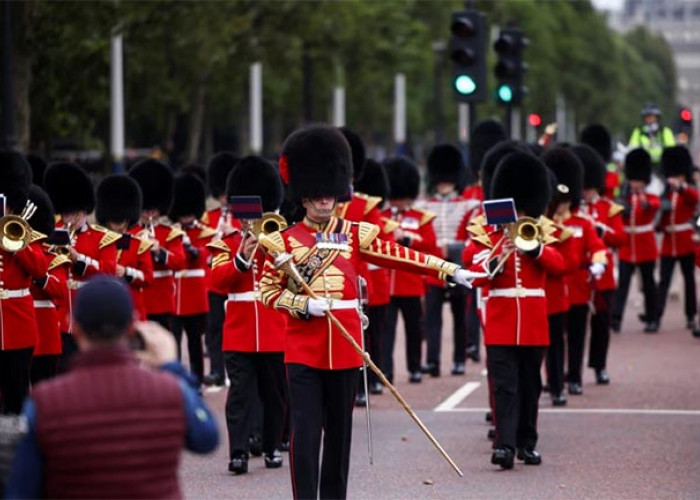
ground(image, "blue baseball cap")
xmin=73 ymin=275 xmax=134 ymax=334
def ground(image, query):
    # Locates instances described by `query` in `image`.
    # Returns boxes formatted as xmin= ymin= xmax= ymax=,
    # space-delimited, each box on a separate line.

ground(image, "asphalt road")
xmin=180 ymin=281 xmax=700 ymax=499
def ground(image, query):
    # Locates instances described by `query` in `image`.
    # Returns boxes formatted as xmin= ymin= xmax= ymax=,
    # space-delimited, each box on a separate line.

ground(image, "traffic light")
xmin=448 ymin=9 xmax=488 ymax=103
xmin=493 ymin=26 xmax=528 ymax=106
xmin=528 ymin=113 xmax=542 ymax=127
xmin=680 ymin=108 xmax=692 ymax=125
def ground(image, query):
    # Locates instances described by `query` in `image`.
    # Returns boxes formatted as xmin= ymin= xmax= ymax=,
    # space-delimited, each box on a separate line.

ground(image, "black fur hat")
xmin=383 ymin=156 xmax=420 ymax=200
xmin=580 ymin=124 xmax=612 ymax=162
xmin=26 ymin=153 xmax=48 ymax=189
xmin=44 ymin=162 xmax=95 ymax=214
xmin=27 ymin=185 xmax=55 ymax=236
xmin=339 ymin=127 xmax=366 ymax=182
xmin=572 ymin=144 xmax=606 ymax=193
xmin=128 ymin=158 xmax=174 ymax=214
xmin=207 ymin=152 xmax=238 ymax=198
xmin=227 ymin=156 xmax=283 ymax=213
xmin=96 ymin=175 xmax=142 ymax=227
xmin=482 ymin=141 xmax=530 ymax=201
xmin=625 ymin=148 xmax=652 ymax=183
xmin=427 ymin=143 xmax=465 ymax=188
xmin=490 ymin=152 xmax=552 ymax=218
xmin=469 ymin=120 xmax=507 ymax=174
xmin=355 ymin=159 xmax=390 ymax=204
xmin=542 ymin=146 xmax=584 ymax=209
xmin=661 ymin=146 xmax=693 ymax=179
xmin=281 ymin=125 xmax=352 ymax=202
xmin=182 ymin=163 xmax=207 ymax=186
xmin=0 ymin=150 xmax=31 ymax=213
xmin=170 ymin=172 xmax=207 ymax=221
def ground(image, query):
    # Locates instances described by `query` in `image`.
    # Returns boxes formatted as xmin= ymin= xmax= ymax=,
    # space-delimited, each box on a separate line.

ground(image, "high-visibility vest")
xmin=628 ymin=126 xmax=676 ymax=163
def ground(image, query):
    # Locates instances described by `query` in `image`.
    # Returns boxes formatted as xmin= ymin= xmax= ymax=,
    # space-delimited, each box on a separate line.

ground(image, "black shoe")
xmin=485 ymin=411 xmax=492 ymax=423
xmin=264 ymin=450 xmax=283 ymax=469
xmin=203 ymin=373 xmax=224 ymax=387
xmin=595 ymin=369 xmax=610 ymax=385
xmin=279 ymin=440 xmax=290 ymax=452
xmin=693 ymin=325 xmax=700 ymax=338
xmin=451 ymin=362 xmax=465 ymax=375
xmin=487 ymin=428 xmax=496 ymax=440
xmin=370 ymin=381 xmax=384 ymax=395
xmin=491 ymin=447 xmax=514 ymax=470
xmin=638 ymin=313 xmax=648 ymax=323
xmin=551 ymin=393 xmax=567 ymax=406
xmin=355 ymin=392 xmax=367 ymax=407
xmin=611 ymin=319 xmax=621 ymax=333
xmin=644 ymin=321 xmax=659 ymax=333
xmin=542 ymin=383 xmax=550 ymax=393
xmin=228 ymin=454 xmax=248 ymax=474
xmin=687 ymin=319 xmax=697 ymax=330
xmin=248 ymin=435 xmax=263 ymax=457
xmin=568 ymin=382 xmax=583 ymax=395
xmin=516 ymin=447 xmax=542 ymax=465
xmin=420 ymin=363 xmax=440 ymax=377
xmin=466 ymin=345 xmax=480 ymax=362
xmin=409 ymin=371 xmax=422 ymax=383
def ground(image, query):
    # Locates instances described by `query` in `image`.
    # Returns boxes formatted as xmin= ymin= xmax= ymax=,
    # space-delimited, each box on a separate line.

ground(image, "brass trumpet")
xmin=0 ymin=215 xmax=32 ymax=253
xmin=483 ymin=216 xmax=556 ymax=277
xmin=252 ymin=212 xmax=287 ymax=236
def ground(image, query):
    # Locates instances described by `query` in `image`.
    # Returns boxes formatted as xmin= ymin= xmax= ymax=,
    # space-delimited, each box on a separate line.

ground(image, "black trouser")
xmin=384 ymin=297 xmax=423 ymax=377
xmin=0 ymin=348 xmax=33 ymax=415
xmin=205 ymin=292 xmax=226 ymax=380
xmin=58 ymin=332 xmax=78 ymax=373
xmin=567 ymin=304 xmax=589 ymax=385
xmin=612 ymin=260 xmax=658 ymax=325
xmin=30 ymin=355 xmax=59 ymax=386
xmin=465 ymin=288 xmax=481 ymax=352
xmin=225 ymin=352 xmax=285 ymax=458
xmin=545 ymin=313 xmax=566 ymax=397
xmin=147 ymin=313 xmax=172 ymax=332
xmin=287 ymin=364 xmax=358 ymax=500
xmin=657 ymin=254 xmax=696 ymax=321
xmin=358 ymin=304 xmax=386 ymax=395
xmin=172 ymin=314 xmax=206 ymax=382
xmin=487 ymin=345 xmax=545 ymax=451
xmin=589 ymin=290 xmax=614 ymax=370
xmin=425 ymin=285 xmax=467 ymax=366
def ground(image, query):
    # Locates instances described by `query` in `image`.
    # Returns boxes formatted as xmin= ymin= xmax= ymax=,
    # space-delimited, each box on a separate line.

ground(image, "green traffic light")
xmin=497 ymin=84 xmax=513 ymax=103
xmin=454 ymin=75 xmax=477 ymax=95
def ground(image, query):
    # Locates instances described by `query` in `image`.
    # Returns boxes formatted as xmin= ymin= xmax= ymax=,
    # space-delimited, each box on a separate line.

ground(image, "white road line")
xmin=436 ymin=407 xmax=700 ymax=416
xmin=434 ymin=382 xmax=481 ymax=412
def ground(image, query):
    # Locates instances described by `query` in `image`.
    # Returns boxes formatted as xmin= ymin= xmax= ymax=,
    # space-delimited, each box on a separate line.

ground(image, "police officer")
xmin=628 ymin=103 xmax=676 ymax=166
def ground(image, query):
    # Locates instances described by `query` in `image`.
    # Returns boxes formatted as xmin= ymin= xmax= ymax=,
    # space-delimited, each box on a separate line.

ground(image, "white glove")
xmin=307 ymin=298 xmax=330 ymax=317
xmin=453 ymin=269 xmax=486 ymax=288
xmin=589 ymin=262 xmax=606 ymax=280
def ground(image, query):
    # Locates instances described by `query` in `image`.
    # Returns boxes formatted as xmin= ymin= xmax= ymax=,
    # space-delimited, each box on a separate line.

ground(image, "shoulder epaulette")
xmin=136 ymin=237 xmax=154 ymax=255
xmin=166 ymin=227 xmax=185 ymax=242
xmin=197 ymin=225 xmax=217 ymax=239
xmin=30 ymin=230 xmax=47 ymax=244
xmin=206 ymin=239 xmax=231 ymax=253
xmin=98 ymin=229 xmax=122 ymax=249
xmin=465 ymin=214 xmax=492 ymax=248
xmin=538 ymin=216 xmax=560 ymax=246
xmin=200 ymin=212 xmax=211 ymax=225
xmin=48 ymin=253 xmax=71 ymax=270
xmin=608 ymin=202 xmax=624 ymax=218
xmin=363 ymin=195 xmax=382 ymax=214
xmin=91 ymin=224 xmax=108 ymax=233
xmin=413 ymin=208 xmax=437 ymax=226
xmin=380 ymin=217 xmax=400 ymax=234
xmin=357 ymin=222 xmax=380 ymax=249
xmin=557 ymin=226 xmax=575 ymax=242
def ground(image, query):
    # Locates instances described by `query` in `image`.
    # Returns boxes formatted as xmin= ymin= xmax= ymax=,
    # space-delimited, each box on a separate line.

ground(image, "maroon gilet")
xmin=32 ymin=347 xmax=186 ymax=499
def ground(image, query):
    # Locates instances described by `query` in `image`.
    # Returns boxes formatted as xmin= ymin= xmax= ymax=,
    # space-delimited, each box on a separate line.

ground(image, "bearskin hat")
xmin=355 ymin=159 xmax=390 ymax=204
xmin=661 ymin=146 xmax=693 ymax=179
xmin=227 ymin=156 xmax=283 ymax=213
xmin=490 ymin=152 xmax=552 ymax=218
xmin=572 ymin=144 xmax=606 ymax=193
xmin=44 ymin=162 xmax=95 ymax=214
xmin=96 ymin=175 xmax=142 ymax=227
xmin=26 ymin=153 xmax=48 ymax=189
xmin=0 ymin=150 xmax=31 ymax=214
xmin=541 ymin=146 xmax=584 ymax=208
xmin=469 ymin=120 xmax=507 ymax=174
xmin=427 ymin=143 xmax=464 ymax=188
xmin=481 ymin=141 xmax=530 ymax=201
xmin=207 ymin=152 xmax=238 ymax=198
xmin=128 ymin=158 xmax=174 ymax=214
xmin=580 ymin=124 xmax=612 ymax=162
xmin=625 ymin=148 xmax=652 ymax=183
xmin=27 ymin=185 xmax=55 ymax=236
xmin=170 ymin=172 xmax=207 ymax=221
xmin=339 ymin=127 xmax=367 ymax=182
xmin=383 ymin=156 xmax=420 ymax=200
xmin=182 ymin=163 xmax=207 ymax=186
xmin=281 ymin=125 xmax=352 ymax=202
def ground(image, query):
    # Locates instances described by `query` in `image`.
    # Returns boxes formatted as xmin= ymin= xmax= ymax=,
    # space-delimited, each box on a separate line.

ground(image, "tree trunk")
xmin=186 ymin=76 xmax=207 ymax=165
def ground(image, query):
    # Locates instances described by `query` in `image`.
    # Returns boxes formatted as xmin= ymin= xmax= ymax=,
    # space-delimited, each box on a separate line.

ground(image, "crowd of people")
xmin=0 ymin=103 xmax=697 ymax=497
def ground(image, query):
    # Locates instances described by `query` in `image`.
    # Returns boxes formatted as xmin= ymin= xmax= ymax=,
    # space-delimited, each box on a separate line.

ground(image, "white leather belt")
xmin=664 ymin=223 xmax=693 ymax=233
xmin=367 ymin=263 xmax=381 ymax=271
xmin=227 ymin=291 xmax=260 ymax=302
xmin=153 ymin=270 xmax=174 ymax=278
xmin=33 ymin=300 xmax=55 ymax=308
xmin=489 ymin=288 xmax=545 ymax=298
xmin=624 ymin=224 xmax=654 ymax=234
xmin=175 ymin=269 xmax=206 ymax=278
xmin=0 ymin=288 xmax=31 ymax=299
xmin=327 ymin=299 xmax=360 ymax=310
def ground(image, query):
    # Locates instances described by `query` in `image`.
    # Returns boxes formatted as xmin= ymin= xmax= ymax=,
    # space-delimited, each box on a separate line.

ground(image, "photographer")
xmin=5 ymin=275 xmax=218 ymax=499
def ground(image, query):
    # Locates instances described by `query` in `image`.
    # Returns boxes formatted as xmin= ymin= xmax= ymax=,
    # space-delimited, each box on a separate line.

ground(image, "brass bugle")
xmin=252 ymin=212 xmax=287 ymax=236
xmin=0 ymin=215 xmax=31 ymax=253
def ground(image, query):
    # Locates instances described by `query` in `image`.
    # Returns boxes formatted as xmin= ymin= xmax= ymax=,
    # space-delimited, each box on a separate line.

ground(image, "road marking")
xmin=436 ymin=407 xmax=700 ymax=416
xmin=434 ymin=382 xmax=481 ymax=412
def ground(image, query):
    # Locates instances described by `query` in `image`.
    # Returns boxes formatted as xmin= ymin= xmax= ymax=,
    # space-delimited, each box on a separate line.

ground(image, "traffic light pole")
xmin=504 ymin=102 xmax=512 ymax=139
xmin=1 ymin=0 xmax=15 ymax=149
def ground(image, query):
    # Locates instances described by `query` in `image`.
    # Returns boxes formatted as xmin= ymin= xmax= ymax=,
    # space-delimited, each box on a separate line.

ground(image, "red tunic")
xmin=463 ymin=229 xmax=566 ymax=346
xmin=544 ymin=228 xmax=580 ymax=315
xmin=618 ymin=192 xmax=661 ymax=263
xmin=580 ymin=197 xmax=627 ymax=291
xmin=121 ymin=230 xmax=155 ymax=321
xmin=658 ymin=185 xmax=699 ymax=257
xmin=209 ymin=233 xmax=286 ymax=352
xmin=461 ymin=183 xmax=484 ymax=202
xmin=366 ymin=217 xmax=396 ymax=307
xmin=174 ymin=225 xmax=215 ymax=316
xmin=0 ymin=239 xmax=47 ymax=350
xmin=561 ymin=214 xmax=607 ymax=306
xmin=260 ymin=217 xmax=460 ymax=370
xmin=30 ymin=249 xmax=70 ymax=356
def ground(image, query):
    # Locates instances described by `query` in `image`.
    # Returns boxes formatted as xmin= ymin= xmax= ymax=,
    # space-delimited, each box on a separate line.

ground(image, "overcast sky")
xmin=590 ymin=0 xmax=624 ymax=11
